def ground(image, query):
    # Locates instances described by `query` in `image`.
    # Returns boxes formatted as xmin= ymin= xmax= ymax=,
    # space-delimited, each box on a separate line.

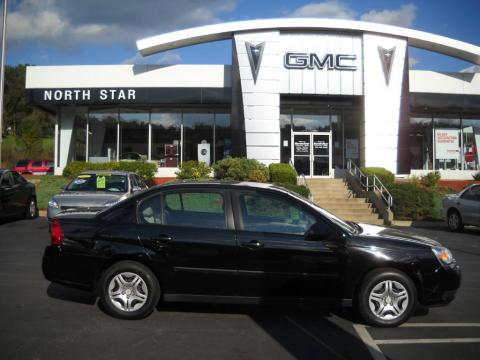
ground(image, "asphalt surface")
xmin=1 ymin=217 xmax=479 ymax=360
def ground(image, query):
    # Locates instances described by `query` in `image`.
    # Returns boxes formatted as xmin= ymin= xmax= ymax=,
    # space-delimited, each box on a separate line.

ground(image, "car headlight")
xmin=432 ymin=246 xmax=454 ymax=267
xmin=48 ymin=199 xmax=59 ymax=209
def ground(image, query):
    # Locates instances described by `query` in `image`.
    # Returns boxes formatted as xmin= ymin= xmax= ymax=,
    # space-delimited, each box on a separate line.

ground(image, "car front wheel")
xmin=25 ymin=197 xmax=38 ymax=219
xmin=99 ymin=261 xmax=160 ymax=319
xmin=447 ymin=210 xmax=463 ymax=232
xmin=357 ymin=269 xmax=417 ymax=327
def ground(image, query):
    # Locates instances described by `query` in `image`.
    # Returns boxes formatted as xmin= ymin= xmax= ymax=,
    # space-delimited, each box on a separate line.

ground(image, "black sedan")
xmin=42 ymin=181 xmax=461 ymax=327
xmin=0 ymin=169 xmax=38 ymax=220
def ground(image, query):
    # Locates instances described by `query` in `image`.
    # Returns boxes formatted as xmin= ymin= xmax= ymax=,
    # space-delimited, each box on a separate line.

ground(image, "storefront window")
xmin=434 ymin=117 xmax=461 ymax=170
xmin=409 ymin=117 xmax=433 ymax=170
xmin=343 ymin=112 xmax=360 ymax=164
xmin=292 ymin=114 xmax=330 ymax=132
xmin=151 ymin=110 xmax=181 ymax=167
xmin=214 ymin=113 xmax=231 ymax=162
xmin=183 ymin=112 xmax=214 ymax=165
xmin=119 ymin=110 xmax=149 ymax=161
xmin=331 ymin=114 xmax=343 ymax=169
xmin=461 ymin=118 xmax=480 ymax=170
xmin=71 ymin=114 xmax=86 ymax=161
xmin=280 ymin=113 xmax=292 ymax=164
xmin=88 ymin=109 xmax=118 ymax=162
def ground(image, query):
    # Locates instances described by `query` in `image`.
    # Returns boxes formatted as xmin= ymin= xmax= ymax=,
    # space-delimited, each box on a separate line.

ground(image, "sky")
xmin=3 ymin=0 xmax=480 ymax=72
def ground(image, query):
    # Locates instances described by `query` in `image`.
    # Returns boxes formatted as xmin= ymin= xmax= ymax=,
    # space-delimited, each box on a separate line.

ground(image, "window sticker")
xmin=74 ymin=179 xmax=87 ymax=185
xmin=96 ymin=176 xmax=106 ymax=189
xmin=78 ymin=174 xmax=91 ymax=179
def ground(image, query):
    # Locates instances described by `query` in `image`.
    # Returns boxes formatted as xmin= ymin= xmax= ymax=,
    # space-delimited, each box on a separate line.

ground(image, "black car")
xmin=0 ymin=169 xmax=38 ymax=220
xmin=42 ymin=181 xmax=461 ymax=327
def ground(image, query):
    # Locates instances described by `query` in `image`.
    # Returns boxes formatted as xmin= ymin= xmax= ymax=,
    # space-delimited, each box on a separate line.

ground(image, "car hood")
xmin=356 ymin=223 xmax=441 ymax=248
xmin=52 ymin=191 xmax=126 ymax=208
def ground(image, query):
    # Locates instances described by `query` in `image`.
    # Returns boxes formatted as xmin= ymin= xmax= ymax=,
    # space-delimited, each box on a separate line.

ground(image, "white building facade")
xmin=25 ymin=19 xmax=480 ymax=179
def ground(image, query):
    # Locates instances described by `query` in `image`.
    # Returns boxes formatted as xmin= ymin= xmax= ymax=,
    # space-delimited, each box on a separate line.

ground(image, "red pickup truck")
xmin=12 ymin=160 xmax=54 ymax=174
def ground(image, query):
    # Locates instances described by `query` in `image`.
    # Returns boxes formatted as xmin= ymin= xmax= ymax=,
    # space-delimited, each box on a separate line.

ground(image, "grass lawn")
xmin=25 ymin=175 xmax=70 ymax=210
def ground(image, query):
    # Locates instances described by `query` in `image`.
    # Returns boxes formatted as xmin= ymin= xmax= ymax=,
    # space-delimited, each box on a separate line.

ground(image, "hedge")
xmin=389 ymin=182 xmax=435 ymax=220
xmin=213 ymin=157 xmax=269 ymax=182
xmin=63 ymin=161 xmax=157 ymax=180
xmin=269 ymin=163 xmax=297 ymax=185
xmin=361 ymin=167 xmax=395 ymax=185
xmin=175 ymin=161 xmax=212 ymax=180
xmin=273 ymin=182 xmax=310 ymax=198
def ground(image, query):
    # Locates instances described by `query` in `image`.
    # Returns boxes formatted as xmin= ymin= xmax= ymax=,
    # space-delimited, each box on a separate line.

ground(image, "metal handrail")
xmin=347 ymin=159 xmax=393 ymax=209
xmin=289 ymin=159 xmax=312 ymax=200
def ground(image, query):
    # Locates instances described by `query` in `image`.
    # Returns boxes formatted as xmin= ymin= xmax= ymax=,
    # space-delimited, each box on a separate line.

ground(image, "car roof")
xmin=150 ymin=180 xmax=283 ymax=192
xmin=79 ymin=170 xmax=135 ymax=175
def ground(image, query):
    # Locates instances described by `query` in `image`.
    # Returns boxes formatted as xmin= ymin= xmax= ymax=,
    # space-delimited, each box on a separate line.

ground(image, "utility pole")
xmin=0 ymin=0 xmax=7 ymax=167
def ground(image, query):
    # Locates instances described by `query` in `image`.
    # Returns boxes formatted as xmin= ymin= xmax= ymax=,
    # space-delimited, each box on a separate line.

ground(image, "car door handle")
xmin=241 ymin=240 xmax=263 ymax=249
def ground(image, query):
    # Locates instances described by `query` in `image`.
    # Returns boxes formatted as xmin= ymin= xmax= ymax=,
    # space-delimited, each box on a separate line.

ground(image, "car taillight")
xmin=50 ymin=219 xmax=64 ymax=245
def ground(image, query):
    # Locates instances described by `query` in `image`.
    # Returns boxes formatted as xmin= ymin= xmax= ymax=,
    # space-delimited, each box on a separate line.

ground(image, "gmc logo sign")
xmin=284 ymin=52 xmax=357 ymax=70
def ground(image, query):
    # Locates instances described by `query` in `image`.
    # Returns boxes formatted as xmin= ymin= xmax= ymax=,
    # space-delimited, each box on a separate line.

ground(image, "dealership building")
xmin=25 ymin=19 xmax=480 ymax=179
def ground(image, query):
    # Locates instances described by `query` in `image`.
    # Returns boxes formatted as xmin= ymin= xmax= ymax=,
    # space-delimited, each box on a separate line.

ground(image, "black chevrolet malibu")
xmin=42 ymin=181 xmax=461 ymax=327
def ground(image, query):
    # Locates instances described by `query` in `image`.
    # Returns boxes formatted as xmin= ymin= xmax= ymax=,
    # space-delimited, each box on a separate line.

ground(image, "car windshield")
xmin=16 ymin=160 xmax=29 ymax=166
xmin=66 ymin=174 xmax=128 ymax=193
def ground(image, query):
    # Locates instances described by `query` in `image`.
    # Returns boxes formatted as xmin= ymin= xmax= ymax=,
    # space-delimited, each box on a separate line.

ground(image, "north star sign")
xmin=43 ymin=89 xmax=136 ymax=101
xmin=284 ymin=52 xmax=357 ymax=70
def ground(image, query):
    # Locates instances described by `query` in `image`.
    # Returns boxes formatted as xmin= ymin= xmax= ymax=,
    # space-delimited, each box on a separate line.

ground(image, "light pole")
xmin=0 ymin=0 xmax=7 ymax=167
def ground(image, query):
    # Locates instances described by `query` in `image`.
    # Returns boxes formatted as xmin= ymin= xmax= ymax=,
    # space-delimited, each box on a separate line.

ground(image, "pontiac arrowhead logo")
xmin=245 ymin=42 xmax=265 ymax=84
xmin=378 ymin=46 xmax=396 ymax=86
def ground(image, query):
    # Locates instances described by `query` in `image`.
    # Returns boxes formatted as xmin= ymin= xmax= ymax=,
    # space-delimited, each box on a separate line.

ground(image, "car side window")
xmin=102 ymin=203 xmax=137 ymax=223
xmin=163 ymin=191 xmax=226 ymax=229
xmin=1 ymin=172 xmax=12 ymax=187
xmin=138 ymin=195 xmax=162 ymax=224
xmin=461 ymin=186 xmax=480 ymax=201
xmin=136 ymin=175 xmax=147 ymax=189
xmin=130 ymin=175 xmax=138 ymax=189
xmin=238 ymin=192 xmax=316 ymax=235
xmin=11 ymin=172 xmax=25 ymax=184
xmin=32 ymin=160 xmax=42 ymax=167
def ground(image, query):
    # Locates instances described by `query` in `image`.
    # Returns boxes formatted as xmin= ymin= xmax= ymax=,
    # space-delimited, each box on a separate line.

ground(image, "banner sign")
xmin=435 ymin=129 xmax=460 ymax=160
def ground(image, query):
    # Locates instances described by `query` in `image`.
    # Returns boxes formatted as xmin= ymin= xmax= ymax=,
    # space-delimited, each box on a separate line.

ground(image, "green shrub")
xmin=420 ymin=171 xmax=441 ymax=188
xmin=361 ymin=167 xmax=395 ymax=185
xmin=389 ymin=183 xmax=435 ymax=220
xmin=473 ymin=172 xmax=480 ymax=181
xmin=273 ymin=182 xmax=310 ymax=198
xmin=269 ymin=163 xmax=297 ymax=185
xmin=213 ymin=157 xmax=269 ymax=182
xmin=175 ymin=161 xmax=212 ymax=180
xmin=63 ymin=161 xmax=157 ymax=180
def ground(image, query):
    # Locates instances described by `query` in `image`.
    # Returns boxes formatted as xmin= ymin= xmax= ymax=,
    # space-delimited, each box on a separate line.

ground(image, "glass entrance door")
xmin=292 ymin=132 xmax=332 ymax=177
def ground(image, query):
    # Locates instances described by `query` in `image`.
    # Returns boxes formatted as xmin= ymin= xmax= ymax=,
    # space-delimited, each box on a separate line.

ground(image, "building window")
xmin=214 ymin=113 xmax=231 ymax=162
xmin=292 ymin=114 xmax=330 ymax=132
xmin=119 ymin=109 xmax=149 ymax=160
xmin=72 ymin=114 xmax=86 ymax=161
xmin=434 ymin=117 xmax=461 ymax=170
xmin=151 ymin=110 xmax=182 ymax=168
xmin=461 ymin=118 xmax=480 ymax=170
xmin=409 ymin=117 xmax=433 ymax=170
xmin=183 ymin=112 xmax=214 ymax=165
xmin=88 ymin=109 xmax=118 ymax=162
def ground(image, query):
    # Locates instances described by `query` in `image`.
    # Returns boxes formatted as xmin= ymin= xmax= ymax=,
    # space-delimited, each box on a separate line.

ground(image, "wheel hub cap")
xmin=368 ymin=280 xmax=409 ymax=321
xmin=108 ymin=272 xmax=148 ymax=312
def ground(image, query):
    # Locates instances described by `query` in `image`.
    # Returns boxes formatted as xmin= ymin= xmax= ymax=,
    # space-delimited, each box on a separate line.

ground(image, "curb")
xmin=392 ymin=220 xmax=446 ymax=228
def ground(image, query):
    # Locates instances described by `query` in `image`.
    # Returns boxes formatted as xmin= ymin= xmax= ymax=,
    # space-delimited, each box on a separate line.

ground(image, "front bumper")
xmin=420 ymin=263 xmax=461 ymax=306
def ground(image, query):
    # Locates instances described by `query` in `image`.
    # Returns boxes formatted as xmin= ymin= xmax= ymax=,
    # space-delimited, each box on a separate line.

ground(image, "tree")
xmin=18 ymin=112 xmax=42 ymax=157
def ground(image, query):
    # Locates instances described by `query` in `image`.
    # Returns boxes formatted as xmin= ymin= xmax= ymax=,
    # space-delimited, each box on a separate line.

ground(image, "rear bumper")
xmin=420 ymin=264 xmax=461 ymax=306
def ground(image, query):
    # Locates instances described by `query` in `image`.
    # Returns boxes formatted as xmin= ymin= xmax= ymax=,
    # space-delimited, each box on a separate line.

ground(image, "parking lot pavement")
xmin=1 ymin=218 xmax=479 ymax=360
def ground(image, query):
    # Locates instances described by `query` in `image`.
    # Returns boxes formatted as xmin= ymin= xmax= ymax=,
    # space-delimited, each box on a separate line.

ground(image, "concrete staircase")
xmin=306 ymin=178 xmax=384 ymax=225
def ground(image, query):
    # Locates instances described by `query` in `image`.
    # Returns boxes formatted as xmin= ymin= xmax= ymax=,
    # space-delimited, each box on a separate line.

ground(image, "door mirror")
xmin=305 ymin=222 xmax=331 ymax=241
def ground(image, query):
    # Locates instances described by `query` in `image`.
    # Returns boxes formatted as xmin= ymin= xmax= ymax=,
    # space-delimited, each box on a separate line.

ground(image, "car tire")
xmin=447 ymin=209 xmax=464 ymax=232
xmin=356 ymin=269 xmax=417 ymax=327
xmin=99 ymin=261 xmax=160 ymax=320
xmin=25 ymin=197 xmax=38 ymax=219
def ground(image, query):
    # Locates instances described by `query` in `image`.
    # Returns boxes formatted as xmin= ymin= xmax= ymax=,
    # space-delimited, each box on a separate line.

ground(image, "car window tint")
xmin=1 ymin=172 xmax=12 ymax=187
xmin=32 ymin=160 xmax=42 ymax=167
xmin=102 ymin=203 xmax=137 ymax=223
xmin=16 ymin=160 xmax=29 ymax=167
xmin=130 ymin=175 xmax=138 ymax=188
xmin=470 ymin=186 xmax=480 ymax=201
xmin=239 ymin=193 xmax=316 ymax=235
xmin=11 ymin=172 xmax=25 ymax=184
xmin=136 ymin=175 xmax=147 ymax=189
xmin=66 ymin=174 xmax=128 ymax=192
xmin=163 ymin=191 xmax=226 ymax=229
xmin=139 ymin=196 xmax=161 ymax=224
xmin=46 ymin=161 xmax=54 ymax=167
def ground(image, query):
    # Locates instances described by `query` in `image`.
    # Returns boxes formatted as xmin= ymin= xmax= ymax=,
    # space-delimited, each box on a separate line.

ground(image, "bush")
xmin=273 ymin=182 xmax=310 ymax=198
xmin=62 ymin=161 xmax=157 ymax=180
xmin=473 ymin=172 xmax=480 ymax=181
xmin=269 ymin=163 xmax=297 ymax=185
xmin=175 ymin=160 xmax=212 ymax=180
xmin=420 ymin=171 xmax=441 ymax=188
xmin=213 ymin=157 xmax=269 ymax=182
xmin=389 ymin=182 xmax=435 ymax=220
xmin=361 ymin=167 xmax=395 ymax=185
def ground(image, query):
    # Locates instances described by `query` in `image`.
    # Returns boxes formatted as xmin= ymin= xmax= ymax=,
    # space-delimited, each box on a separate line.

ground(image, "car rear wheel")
xmin=25 ymin=197 xmax=38 ymax=219
xmin=357 ymin=269 xmax=416 ymax=327
xmin=447 ymin=210 xmax=463 ymax=232
xmin=99 ymin=261 xmax=160 ymax=319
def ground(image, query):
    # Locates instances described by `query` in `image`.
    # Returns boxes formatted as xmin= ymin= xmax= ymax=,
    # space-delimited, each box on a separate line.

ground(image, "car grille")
xmin=60 ymin=206 xmax=105 ymax=212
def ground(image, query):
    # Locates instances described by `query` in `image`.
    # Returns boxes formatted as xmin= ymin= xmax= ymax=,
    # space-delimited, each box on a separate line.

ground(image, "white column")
xmin=362 ymin=34 xmax=407 ymax=174
xmin=54 ymin=113 xmax=60 ymax=175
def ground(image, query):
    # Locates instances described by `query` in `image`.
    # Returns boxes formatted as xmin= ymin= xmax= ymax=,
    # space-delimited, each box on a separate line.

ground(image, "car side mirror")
xmin=305 ymin=222 xmax=331 ymax=241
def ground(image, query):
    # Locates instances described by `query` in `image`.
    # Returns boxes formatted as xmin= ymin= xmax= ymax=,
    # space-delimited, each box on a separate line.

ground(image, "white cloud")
xmin=289 ymin=1 xmax=356 ymax=19
xmin=360 ymin=4 xmax=416 ymax=27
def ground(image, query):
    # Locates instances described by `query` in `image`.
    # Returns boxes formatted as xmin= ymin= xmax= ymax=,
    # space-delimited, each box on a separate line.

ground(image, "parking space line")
xmin=284 ymin=316 xmax=348 ymax=360
xmin=375 ymin=338 xmax=480 ymax=345
xmin=400 ymin=323 xmax=480 ymax=327
xmin=352 ymin=324 xmax=388 ymax=360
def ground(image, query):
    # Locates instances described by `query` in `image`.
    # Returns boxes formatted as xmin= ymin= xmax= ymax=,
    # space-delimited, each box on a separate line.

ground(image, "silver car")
xmin=47 ymin=171 xmax=148 ymax=220
xmin=442 ymin=184 xmax=480 ymax=231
